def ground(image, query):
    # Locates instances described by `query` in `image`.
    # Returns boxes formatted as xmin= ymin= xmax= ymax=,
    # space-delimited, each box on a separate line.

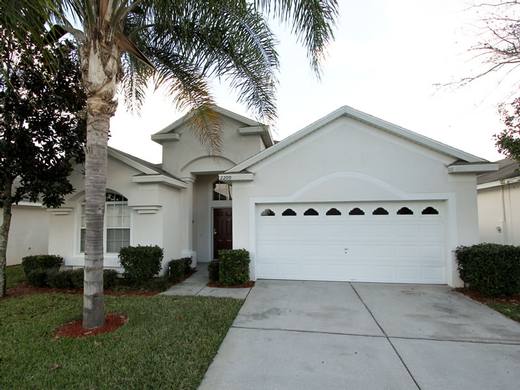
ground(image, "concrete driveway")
xmin=199 ymin=280 xmax=520 ymax=390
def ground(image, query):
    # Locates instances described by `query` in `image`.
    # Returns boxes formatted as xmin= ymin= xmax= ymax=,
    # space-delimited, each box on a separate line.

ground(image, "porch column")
xmin=180 ymin=175 xmax=196 ymax=267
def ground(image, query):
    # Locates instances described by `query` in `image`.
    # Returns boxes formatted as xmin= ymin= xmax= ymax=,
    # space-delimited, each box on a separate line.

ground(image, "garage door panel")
xmin=255 ymin=201 xmax=446 ymax=284
xmin=258 ymin=222 xmax=444 ymax=243
xmin=257 ymin=244 xmax=443 ymax=263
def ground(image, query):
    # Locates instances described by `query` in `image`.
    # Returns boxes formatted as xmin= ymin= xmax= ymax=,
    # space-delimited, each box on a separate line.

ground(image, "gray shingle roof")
xmin=477 ymin=158 xmax=519 ymax=184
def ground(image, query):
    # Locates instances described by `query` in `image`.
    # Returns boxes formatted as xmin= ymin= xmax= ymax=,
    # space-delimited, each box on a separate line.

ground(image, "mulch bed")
xmin=5 ymin=283 xmax=157 ymax=299
xmin=54 ymin=313 xmax=128 ymax=338
xmin=207 ymin=281 xmax=255 ymax=288
xmin=456 ymin=288 xmax=520 ymax=305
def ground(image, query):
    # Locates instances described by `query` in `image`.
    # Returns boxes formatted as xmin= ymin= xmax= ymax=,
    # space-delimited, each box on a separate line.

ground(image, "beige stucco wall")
xmin=48 ymin=157 xmax=183 ymax=271
xmin=161 ymin=115 xmax=265 ymax=178
xmin=1 ymin=205 xmax=49 ymax=265
xmin=231 ymin=116 xmax=480 ymax=287
xmin=478 ymin=182 xmax=520 ymax=245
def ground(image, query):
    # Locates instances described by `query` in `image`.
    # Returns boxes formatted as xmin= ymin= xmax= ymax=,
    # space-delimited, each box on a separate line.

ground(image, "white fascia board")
xmin=108 ymin=149 xmax=158 ymax=175
xmin=447 ymin=163 xmax=499 ymax=174
xmin=219 ymin=173 xmax=254 ymax=182
xmin=238 ymin=125 xmax=274 ymax=147
xmin=227 ymin=105 xmax=488 ymax=173
xmin=151 ymin=133 xmax=180 ymax=144
xmin=477 ymin=176 xmax=520 ymax=190
xmin=16 ymin=201 xmax=44 ymax=207
xmin=152 ymin=105 xmax=262 ymax=137
xmin=132 ymin=175 xmax=187 ymax=189
xmin=239 ymin=126 xmax=266 ymax=135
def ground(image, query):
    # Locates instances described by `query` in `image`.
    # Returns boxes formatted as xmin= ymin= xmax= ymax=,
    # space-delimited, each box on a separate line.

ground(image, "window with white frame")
xmin=80 ymin=192 xmax=131 ymax=253
xmin=213 ymin=180 xmax=232 ymax=201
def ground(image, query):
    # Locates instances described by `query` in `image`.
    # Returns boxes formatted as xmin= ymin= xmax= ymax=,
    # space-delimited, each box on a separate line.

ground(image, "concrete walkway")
xmin=199 ymin=280 xmax=520 ymax=390
xmin=161 ymin=263 xmax=251 ymax=299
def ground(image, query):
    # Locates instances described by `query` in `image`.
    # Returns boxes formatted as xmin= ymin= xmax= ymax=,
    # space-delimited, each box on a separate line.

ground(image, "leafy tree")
xmin=2 ymin=0 xmax=338 ymax=328
xmin=0 ymin=28 xmax=86 ymax=297
xmin=496 ymin=98 xmax=520 ymax=162
xmin=461 ymin=1 xmax=520 ymax=162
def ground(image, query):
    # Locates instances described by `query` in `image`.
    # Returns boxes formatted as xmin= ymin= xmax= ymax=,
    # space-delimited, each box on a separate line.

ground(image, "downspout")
xmin=500 ymin=181 xmax=507 ymax=244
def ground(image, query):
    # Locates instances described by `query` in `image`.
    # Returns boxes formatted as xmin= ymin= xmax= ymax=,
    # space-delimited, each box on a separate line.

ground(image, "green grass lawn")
xmin=0 ymin=293 xmax=243 ymax=389
xmin=6 ymin=264 xmax=26 ymax=289
xmin=488 ymin=303 xmax=520 ymax=323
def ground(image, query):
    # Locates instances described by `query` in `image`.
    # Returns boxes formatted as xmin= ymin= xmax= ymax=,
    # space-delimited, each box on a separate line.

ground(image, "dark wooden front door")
xmin=213 ymin=208 xmax=232 ymax=259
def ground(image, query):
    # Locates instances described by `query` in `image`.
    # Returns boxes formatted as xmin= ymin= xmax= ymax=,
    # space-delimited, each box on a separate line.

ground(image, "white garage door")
xmin=255 ymin=201 xmax=446 ymax=284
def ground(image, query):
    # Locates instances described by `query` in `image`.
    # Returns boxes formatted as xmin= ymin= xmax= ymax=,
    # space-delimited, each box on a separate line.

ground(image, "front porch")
xmin=190 ymin=174 xmax=233 ymax=263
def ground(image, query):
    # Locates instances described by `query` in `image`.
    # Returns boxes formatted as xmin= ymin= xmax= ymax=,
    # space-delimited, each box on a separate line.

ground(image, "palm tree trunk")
xmin=81 ymin=38 xmax=119 ymax=329
xmin=0 ymin=179 xmax=13 ymax=297
xmin=83 ymin=110 xmax=109 ymax=328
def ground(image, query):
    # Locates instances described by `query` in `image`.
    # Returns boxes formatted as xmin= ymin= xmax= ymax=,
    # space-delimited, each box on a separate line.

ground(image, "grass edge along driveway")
xmin=0 ymin=293 xmax=243 ymax=389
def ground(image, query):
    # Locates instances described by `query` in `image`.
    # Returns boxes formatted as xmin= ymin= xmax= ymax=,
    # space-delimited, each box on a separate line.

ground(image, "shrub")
xmin=103 ymin=269 xmax=119 ymax=289
xmin=181 ymin=257 xmax=192 ymax=274
xmin=69 ymin=269 xmax=85 ymax=289
xmin=167 ymin=258 xmax=192 ymax=281
xmin=47 ymin=270 xmax=73 ymax=289
xmin=218 ymin=249 xmax=250 ymax=286
xmin=168 ymin=260 xmax=185 ymax=282
xmin=26 ymin=269 xmax=49 ymax=287
xmin=208 ymin=260 xmax=220 ymax=283
xmin=456 ymin=243 xmax=520 ymax=297
xmin=22 ymin=255 xmax=63 ymax=276
xmin=119 ymin=245 xmax=163 ymax=284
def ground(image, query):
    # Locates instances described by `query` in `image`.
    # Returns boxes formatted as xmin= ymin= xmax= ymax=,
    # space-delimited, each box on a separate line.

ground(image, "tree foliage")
xmin=462 ymin=1 xmax=520 ymax=161
xmin=496 ymin=98 xmax=520 ymax=161
xmin=0 ymin=28 xmax=86 ymax=296
xmin=0 ymin=30 xmax=86 ymax=207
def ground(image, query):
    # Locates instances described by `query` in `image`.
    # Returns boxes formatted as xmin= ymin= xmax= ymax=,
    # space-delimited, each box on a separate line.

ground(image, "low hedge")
xmin=119 ymin=245 xmax=163 ymax=284
xmin=456 ymin=243 xmax=520 ymax=297
xmin=26 ymin=269 xmax=49 ymax=287
xmin=22 ymin=255 xmax=63 ymax=276
xmin=167 ymin=258 xmax=192 ymax=281
xmin=22 ymin=255 xmax=63 ymax=287
xmin=42 ymin=269 xmax=119 ymax=290
xmin=218 ymin=249 xmax=250 ymax=286
xmin=208 ymin=260 xmax=220 ymax=283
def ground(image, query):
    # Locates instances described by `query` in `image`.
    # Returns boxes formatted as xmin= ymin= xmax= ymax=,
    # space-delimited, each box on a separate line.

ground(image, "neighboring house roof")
xmin=226 ymin=105 xmax=493 ymax=174
xmin=150 ymin=105 xmax=274 ymax=147
xmin=477 ymin=158 xmax=520 ymax=185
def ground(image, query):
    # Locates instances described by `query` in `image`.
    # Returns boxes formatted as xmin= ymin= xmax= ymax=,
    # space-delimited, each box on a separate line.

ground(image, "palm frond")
xmin=254 ymin=0 xmax=338 ymax=75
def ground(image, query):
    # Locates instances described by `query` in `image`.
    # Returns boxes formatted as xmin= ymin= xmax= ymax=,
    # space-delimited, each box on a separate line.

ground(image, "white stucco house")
xmin=0 ymin=203 xmax=49 ymax=265
xmin=48 ymin=105 xmax=497 ymax=287
xmin=477 ymin=158 xmax=520 ymax=245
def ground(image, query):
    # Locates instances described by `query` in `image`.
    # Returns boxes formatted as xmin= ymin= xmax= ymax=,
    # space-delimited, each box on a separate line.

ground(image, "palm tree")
xmin=1 ymin=0 xmax=338 ymax=329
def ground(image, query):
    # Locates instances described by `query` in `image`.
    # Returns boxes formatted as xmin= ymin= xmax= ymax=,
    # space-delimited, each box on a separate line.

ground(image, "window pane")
xmin=107 ymin=228 xmax=130 ymax=253
xmin=213 ymin=181 xmax=232 ymax=200
xmin=80 ymin=204 xmax=86 ymax=228
xmin=80 ymin=228 xmax=85 ymax=253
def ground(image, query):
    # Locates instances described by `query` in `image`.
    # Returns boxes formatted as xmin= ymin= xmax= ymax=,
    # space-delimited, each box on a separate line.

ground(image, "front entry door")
xmin=213 ymin=208 xmax=232 ymax=259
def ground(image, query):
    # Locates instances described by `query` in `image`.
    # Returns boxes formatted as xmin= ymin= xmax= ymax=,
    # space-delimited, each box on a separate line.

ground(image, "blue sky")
xmin=110 ymin=0 xmax=514 ymax=163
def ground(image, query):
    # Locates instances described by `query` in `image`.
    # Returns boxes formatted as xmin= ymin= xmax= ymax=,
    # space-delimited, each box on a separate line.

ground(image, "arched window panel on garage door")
xmin=261 ymin=208 xmax=275 ymax=216
xmin=422 ymin=206 xmax=439 ymax=215
xmin=303 ymin=208 xmax=319 ymax=216
xmin=397 ymin=207 xmax=414 ymax=215
xmin=372 ymin=207 xmax=389 ymax=215
xmin=282 ymin=208 xmax=297 ymax=216
xmin=348 ymin=207 xmax=365 ymax=215
xmin=326 ymin=208 xmax=341 ymax=216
